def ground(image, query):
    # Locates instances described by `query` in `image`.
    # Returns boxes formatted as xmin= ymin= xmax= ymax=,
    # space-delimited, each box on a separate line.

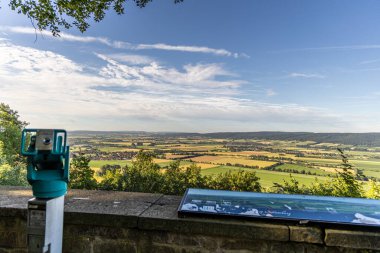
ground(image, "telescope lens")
xmin=43 ymin=137 xmax=51 ymax=145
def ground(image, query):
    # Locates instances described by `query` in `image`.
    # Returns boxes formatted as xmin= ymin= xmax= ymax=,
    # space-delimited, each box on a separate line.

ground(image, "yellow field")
xmin=190 ymin=155 xmax=222 ymax=163
xmin=212 ymin=151 xmax=296 ymax=159
xmin=319 ymin=166 xmax=355 ymax=174
xmin=176 ymin=147 xmax=213 ymax=152
xmin=189 ymin=155 xmax=276 ymax=168
xmin=165 ymin=153 xmax=190 ymax=159
xmin=196 ymin=163 xmax=218 ymax=169
xmin=153 ymin=158 xmax=173 ymax=163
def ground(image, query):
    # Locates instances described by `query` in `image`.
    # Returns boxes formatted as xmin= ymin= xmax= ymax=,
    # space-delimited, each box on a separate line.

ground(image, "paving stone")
xmin=64 ymin=190 xmax=162 ymax=228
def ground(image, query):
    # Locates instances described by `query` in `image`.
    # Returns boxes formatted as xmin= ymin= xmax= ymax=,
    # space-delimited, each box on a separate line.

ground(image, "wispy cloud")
xmin=0 ymin=25 xmax=247 ymax=58
xmin=275 ymin=45 xmax=380 ymax=53
xmin=103 ymin=53 xmax=156 ymax=65
xmin=0 ymin=39 xmax=347 ymax=131
xmin=288 ymin=72 xmax=325 ymax=79
xmin=359 ymin=59 xmax=380 ymax=65
xmin=132 ymin=43 xmax=243 ymax=58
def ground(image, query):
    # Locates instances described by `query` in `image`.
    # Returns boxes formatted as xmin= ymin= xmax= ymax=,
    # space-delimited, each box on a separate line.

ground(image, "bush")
xmin=162 ymin=162 xmax=209 ymax=195
xmin=97 ymin=164 xmax=121 ymax=177
xmin=69 ymin=153 xmax=97 ymax=190
xmin=0 ymin=163 xmax=28 ymax=186
xmin=209 ymin=170 xmax=261 ymax=192
xmin=98 ymin=151 xmax=262 ymax=195
xmin=366 ymin=180 xmax=380 ymax=199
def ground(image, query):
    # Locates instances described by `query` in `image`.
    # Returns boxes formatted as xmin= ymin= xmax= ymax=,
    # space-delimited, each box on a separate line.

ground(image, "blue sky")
xmin=1 ymin=0 xmax=380 ymax=132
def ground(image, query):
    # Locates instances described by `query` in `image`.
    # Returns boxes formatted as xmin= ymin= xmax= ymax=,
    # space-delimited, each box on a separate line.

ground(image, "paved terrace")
xmin=1 ymin=186 xmax=380 ymax=253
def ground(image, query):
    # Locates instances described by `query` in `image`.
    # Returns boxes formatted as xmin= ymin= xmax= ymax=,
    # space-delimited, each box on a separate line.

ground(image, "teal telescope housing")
xmin=21 ymin=129 xmax=69 ymax=198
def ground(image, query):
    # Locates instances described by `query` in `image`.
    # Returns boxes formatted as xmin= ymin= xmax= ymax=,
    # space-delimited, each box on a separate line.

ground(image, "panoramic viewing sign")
xmin=178 ymin=189 xmax=380 ymax=227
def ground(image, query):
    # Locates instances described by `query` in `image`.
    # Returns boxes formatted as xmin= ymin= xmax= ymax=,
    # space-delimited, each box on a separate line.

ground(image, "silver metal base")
xmin=27 ymin=196 xmax=64 ymax=253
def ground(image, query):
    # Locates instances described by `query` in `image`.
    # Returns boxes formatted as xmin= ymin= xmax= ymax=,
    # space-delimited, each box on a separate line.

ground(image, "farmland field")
xmin=70 ymin=131 xmax=380 ymax=191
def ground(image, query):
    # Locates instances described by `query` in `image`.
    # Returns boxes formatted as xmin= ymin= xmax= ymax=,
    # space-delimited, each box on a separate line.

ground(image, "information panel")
xmin=178 ymin=188 xmax=380 ymax=227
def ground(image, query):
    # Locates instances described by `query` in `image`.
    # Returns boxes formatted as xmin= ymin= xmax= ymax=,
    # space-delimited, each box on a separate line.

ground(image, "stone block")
xmin=0 ymin=218 xmax=26 ymax=248
xmin=63 ymin=224 xmax=138 ymax=240
xmin=0 ymin=249 xmax=28 ymax=253
xmin=146 ymin=231 xmax=218 ymax=250
xmin=289 ymin=226 xmax=323 ymax=244
xmin=325 ymin=229 xmax=380 ymax=250
xmin=63 ymin=236 xmax=92 ymax=253
xmin=92 ymin=238 xmax=136 ymax=253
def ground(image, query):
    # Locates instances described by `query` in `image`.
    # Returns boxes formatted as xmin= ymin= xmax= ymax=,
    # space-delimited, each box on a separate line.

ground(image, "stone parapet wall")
xmin=0 ymin=186 xmax=379 ymax=253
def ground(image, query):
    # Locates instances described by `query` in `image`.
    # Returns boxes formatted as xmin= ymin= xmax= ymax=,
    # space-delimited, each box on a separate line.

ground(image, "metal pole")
xmin=27 ymin=196 xmax=65 ymax=253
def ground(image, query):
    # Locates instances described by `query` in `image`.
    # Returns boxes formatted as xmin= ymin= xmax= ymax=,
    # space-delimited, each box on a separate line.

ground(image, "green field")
xmin=89 ymin=160 xmax=132 ymax=169
xmin=275 ymin=164 xmax=332 ymax=176
xmin=201 ymin=165 xmax=328 ymax=189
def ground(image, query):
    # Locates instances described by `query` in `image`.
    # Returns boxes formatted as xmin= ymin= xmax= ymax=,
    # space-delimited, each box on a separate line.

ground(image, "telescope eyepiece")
xmin=43 ymin=137 xmax=51 ymax=145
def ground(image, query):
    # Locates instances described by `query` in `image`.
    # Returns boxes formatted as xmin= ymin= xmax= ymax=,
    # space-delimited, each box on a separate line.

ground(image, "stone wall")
xmin=1 ymin=186 xmax=380 ymax=253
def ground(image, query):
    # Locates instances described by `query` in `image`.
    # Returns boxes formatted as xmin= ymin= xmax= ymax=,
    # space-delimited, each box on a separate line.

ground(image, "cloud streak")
xmin=0 ymin=25 xmax=247 ymax=58
xmin=275 ymin=45 xmax=380 ymax=53
xmin=288 ymin=72 xmax=325 ymax=79
xmin=0 ymin=39 xmax=349 ymax=132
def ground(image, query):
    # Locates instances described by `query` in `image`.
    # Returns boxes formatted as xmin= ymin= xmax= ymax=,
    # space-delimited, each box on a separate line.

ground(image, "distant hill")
xmin=198 ymin=132 xmax=380 ymax=146
xmin=70 ymin=131 xmax=380 ymax=146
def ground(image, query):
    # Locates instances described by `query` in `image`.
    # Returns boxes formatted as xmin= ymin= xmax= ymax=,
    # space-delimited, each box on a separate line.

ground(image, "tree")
xmin=117 ymin=150 xmax=164 ymax=193
xmin=272 ymin=174 xmax=307 ymax=194
xmin=0 ymin=163 xmax=28 ymax=186
xmin=162 ymin=161 xmax=209 ymax=195
xmin=210 ymin=170 xmax=262 ymax=192
xmin=0 ymin=103 xmax=28 ymax=186
xmin=8 ymin=0 xmax=183 ymax=36
xmin=69 ymin=152 xmax=97 ymax=190
xmin=272 ymin=149 xmax=363 ymax=198
xmin=0 ymin=103 xmax=28 ymax=165
xmin=331 ymin=148 xmax=363 ymax=197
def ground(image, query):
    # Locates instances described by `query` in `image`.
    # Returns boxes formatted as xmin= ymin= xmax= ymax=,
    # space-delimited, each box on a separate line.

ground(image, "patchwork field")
xmin=71 ymin=132 xmax=380 ymax=191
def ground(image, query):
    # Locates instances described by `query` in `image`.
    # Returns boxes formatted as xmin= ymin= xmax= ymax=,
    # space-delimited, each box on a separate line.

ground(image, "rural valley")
xmin=69 ymin=131 xmax=380 ymax=190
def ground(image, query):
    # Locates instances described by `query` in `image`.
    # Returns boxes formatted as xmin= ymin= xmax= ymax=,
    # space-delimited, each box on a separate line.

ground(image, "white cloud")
xmin=0 ymin=25 xmax=247 ymax=58
xmin=276 ymin=45 xmax=380 ymax=53
xmin=104 ymin=54 xmax=155 ymax=65
xmin=133 ymin=43 xmax=234 ymax=57
xmin=0 ymin=39 xmax=350 ymax=131
xmin=288 ymin=72 xmax=325 ymax=79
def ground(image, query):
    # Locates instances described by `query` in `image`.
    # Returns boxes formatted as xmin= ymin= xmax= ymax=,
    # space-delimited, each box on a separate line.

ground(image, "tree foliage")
xmin=69 ymin=152 xmax=97 ymax=190
xmin=98 ymin=150 xmax=262 ymax=195
xmin=8 ymin=0 xmax=183 ymax=36
xmin=0 ymin=163 xmax=28 ymax=186
xmin=210 ymin=170 xmax=261 ymax=192
xmin=0 ymin=103 xmax=28 ymax=165
xmin=366 ymin=180 xmax=380 ymax=199
xmin=0 ymin=103 xmax=28 ymax=186
xmin=272 ymin=148 xmax=364 ymax=198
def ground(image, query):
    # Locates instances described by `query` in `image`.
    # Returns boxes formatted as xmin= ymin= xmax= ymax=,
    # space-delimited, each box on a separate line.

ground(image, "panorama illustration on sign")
xmin=178 ymin=189 xmax=380 ymax=227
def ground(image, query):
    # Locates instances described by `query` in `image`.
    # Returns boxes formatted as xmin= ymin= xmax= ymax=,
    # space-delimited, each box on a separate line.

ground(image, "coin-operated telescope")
xmin=21 ymin=129 xmax=69 ymax=198
xmin=21 ymin=129 xmax=69 ymax=253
